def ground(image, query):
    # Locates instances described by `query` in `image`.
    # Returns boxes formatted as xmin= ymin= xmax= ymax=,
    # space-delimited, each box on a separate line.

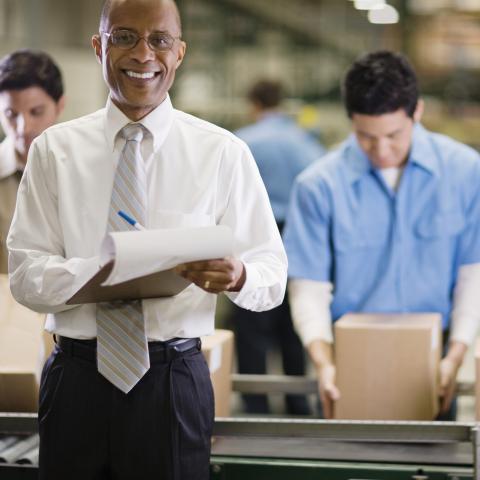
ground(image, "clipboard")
xmin=66 ymin=261 xmax=191 ymax=305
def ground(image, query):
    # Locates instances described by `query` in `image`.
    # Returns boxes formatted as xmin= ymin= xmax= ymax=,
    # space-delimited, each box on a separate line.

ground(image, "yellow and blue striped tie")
xmin=96 ymin=123 xmax=149 ymax=393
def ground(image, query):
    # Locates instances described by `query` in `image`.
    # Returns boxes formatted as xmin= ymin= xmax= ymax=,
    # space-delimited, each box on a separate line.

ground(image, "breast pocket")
xmin=334 ymin=222 xmax=389 ymax=253
xmin=415 ymin=211 xmax=465 ymax=239
xmin=152 ymin=210 xmax=215 ymax=229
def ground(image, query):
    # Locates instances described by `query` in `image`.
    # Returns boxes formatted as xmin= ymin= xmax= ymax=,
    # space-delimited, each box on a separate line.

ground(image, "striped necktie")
xmin=96 ymin=123 xmax=150 ymax=393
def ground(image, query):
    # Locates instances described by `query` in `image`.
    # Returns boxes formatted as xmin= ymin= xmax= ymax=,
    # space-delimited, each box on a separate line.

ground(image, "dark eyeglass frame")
xmin=101 ymin=29 xmax=182 ymax=52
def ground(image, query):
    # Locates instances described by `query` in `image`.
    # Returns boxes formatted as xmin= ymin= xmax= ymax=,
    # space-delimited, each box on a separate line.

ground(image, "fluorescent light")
xmin=455 ymin=0 xmax=480 ymax=11
xmin=354 ymin=0 xmax=386 ymax=10
xmin=368 ymin=4 xmax=399 ymax=23
xmin=407 ymin=0 xmax=450 ymax=14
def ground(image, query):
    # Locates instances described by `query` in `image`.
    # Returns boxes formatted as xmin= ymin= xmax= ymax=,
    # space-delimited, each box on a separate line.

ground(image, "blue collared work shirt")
xmin=236 ymin=113 xmax=325 ymax=223
xmin=284 ymin=124 xmax=480 ymax=329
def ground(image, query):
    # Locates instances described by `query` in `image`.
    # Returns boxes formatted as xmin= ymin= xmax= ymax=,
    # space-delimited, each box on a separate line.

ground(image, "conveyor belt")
xmin=0 ymin=414 xmax=478 ymax=479
xmin=0 ymin=414 xmax=39 ymax=479
xmin=211 ymin=418 xmax=480 ymax=479
xmin=0 ymin=434 xmax=39 ymax=464
xmin=212 ymin=436 xmax=472 ymax=465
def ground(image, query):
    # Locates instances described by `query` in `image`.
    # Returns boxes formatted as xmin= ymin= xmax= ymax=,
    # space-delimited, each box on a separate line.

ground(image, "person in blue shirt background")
xmin=284 ymin=51 xmax=480 ymax=420
xmin=231 ymin=79 xmax=325 ymax=415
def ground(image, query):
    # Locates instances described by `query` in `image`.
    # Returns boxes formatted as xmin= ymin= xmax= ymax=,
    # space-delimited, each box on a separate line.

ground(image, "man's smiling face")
xmin=92 ymin=0 xmax=186 ymax=121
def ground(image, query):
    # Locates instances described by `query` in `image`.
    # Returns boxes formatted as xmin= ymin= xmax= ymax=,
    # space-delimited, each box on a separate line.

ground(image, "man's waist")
xmin=44 ymin=304 xmax=216 ymax=340
xmin=55 ymin=335 xmax=201 ymax=364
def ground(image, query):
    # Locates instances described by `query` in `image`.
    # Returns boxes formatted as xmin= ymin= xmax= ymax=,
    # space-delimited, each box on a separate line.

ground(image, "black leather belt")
xmin=56 ymin=336 xmax=201 ymax=364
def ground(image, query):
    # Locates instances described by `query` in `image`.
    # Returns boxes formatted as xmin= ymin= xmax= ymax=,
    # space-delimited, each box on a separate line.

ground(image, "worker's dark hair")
xmin=0 ymin=49 xmax=64 ymax=102
xmin=342 ymin=50 xmax=419 ymax=118
xmin=248 ymin=80 xmax=283 ymax=109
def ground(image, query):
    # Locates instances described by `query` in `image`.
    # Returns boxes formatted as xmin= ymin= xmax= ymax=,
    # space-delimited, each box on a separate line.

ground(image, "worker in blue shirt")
xmin=284 ymin=51 xmax=480 ymax=420
xmin=232 ymin=79 xmax=325 ymax=415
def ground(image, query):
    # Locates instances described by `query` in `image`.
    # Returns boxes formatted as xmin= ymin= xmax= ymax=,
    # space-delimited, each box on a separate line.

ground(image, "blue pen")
xmin=118 ymin=210 xmax=146 ymax=231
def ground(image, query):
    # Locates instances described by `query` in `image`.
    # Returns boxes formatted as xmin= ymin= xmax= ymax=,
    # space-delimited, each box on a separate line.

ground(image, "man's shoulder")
xmin=234 ymin=123 xmax=261 ymax=142
xmin=235 ymin=116 xmax=314 ymax=145
xmin=173 ymin=109 xmax=246 ymax=149
xmin=425 ymin=128 xmax=480 ymax=166
xmin=43 ymin=109 xmax=106 ymax=138
xmin=296 ymin=145 xmax=346 ymax=187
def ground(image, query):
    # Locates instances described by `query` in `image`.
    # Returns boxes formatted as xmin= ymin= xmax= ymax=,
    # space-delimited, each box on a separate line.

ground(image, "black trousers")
xmin=38 ymin=338 xmax=214 ymax=480
xmin=231 ymin=286 xmax=311 ymax=415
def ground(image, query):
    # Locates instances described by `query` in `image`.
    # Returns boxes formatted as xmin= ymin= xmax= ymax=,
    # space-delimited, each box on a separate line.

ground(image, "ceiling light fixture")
xmin=354 ymin=0 xmax=386 ymax=10
xmin=368 ymin=4 xmax=400 ymax=23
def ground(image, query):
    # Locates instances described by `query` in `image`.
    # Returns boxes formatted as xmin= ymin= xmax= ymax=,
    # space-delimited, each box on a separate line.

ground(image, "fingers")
xmin=439 ymin=386 xmax=455 ymax=414
xmin=317 ymin=364 xmax=340 ymax=419
xmin=175 ymin=258 xmax=234 ymax=273
xmin=177 ymin=269 xmax=236 ymax=293
xmin=438 ymin=357 xmax=458 ymax=414
xmin=439 ymin=358 xmax=455 ymax=394
xmin=320 ymin=385 xmax=341 ymax=419
xmin=439 ymin=377 xmax=456 ymax=414
xmin=320 ymin=391 xmax=334 ymax=419
xmin=174 ymin=257 xmax=244 ymax=293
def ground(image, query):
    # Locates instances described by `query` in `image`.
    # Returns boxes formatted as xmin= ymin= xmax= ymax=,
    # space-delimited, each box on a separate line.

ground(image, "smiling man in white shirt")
xmin=7 ymin=1 xmax=287 ymax=479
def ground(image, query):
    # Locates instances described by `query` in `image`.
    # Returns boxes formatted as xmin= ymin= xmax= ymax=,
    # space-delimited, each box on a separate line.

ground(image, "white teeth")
xmin=126 ymin=71 xmax=155 ymax=79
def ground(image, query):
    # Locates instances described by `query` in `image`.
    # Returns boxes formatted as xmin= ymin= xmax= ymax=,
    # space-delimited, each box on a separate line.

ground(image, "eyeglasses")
xmin=102 ymin=29 xmax=181 ymax=52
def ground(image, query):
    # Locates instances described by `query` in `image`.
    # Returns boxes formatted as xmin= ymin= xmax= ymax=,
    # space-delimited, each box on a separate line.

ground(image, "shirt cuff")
xmin=288 ymin=279 xmax=333 ymax=346
xmin=449 ymin=315 xmax=478 ymax=346
xmin=224 ymin=262 xmax=263 ymax=309
xmin=449 ymin=262 xmax=480 ymax=346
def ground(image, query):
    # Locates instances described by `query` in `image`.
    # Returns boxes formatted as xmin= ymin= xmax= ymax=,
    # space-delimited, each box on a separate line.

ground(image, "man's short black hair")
xmin=248 ymin=80 xmax=283 ymax=109
xmin=343 ymin=50 xmax=419 ymax=118
xmin=0 ymin=49 xmax=64 ymax=102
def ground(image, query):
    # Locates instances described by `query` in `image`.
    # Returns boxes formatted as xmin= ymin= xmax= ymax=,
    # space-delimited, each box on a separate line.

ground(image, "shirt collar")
xmin=344 ymin=134 xmax=373 ymax=184
xmin=104 ymin=94 xmax=174 ymax=152
xmin=408 ymin=123 xmax=438 ymax=175
xmin=0 ymin=136 xmax=21 ymax=180
xmin=257 ymin=112 xmax=292 ymax=127
xmin=344 ymin=122 xmax=438 ymax=185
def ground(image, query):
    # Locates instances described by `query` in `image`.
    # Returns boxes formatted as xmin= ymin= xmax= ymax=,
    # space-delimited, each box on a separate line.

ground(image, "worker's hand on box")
xmin=175 ymin=257 xmax=246 ymax=294
xmin=439 ymin=340 xmax=467 ymax=415
xmin=316 ymin=363 xmax=340 ymax=419
xmin=438 ymin=356 xmax=460 ymax=414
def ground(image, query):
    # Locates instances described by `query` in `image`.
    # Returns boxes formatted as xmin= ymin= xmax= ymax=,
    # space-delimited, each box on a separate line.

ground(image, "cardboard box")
xmin=0 ymin=275 xmax=50 ymax=412
xmin=201 ymin=329 xmax=234 ymax=417
xmin=334 ymin=313 xmax=441 ymax=420
xmin=475 ymin=339 xmax=480 ymax=421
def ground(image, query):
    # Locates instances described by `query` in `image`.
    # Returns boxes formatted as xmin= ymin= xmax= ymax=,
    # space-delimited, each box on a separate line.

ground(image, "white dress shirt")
xmin=289 ymin=166 xmax=480 ymax=348
xmin=7 ymin=95 xmax=287 ymax=340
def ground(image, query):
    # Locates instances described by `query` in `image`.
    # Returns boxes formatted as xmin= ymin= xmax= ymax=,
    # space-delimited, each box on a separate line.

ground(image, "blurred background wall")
xmin=0 ymin=0 xmax=480 ymax=149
